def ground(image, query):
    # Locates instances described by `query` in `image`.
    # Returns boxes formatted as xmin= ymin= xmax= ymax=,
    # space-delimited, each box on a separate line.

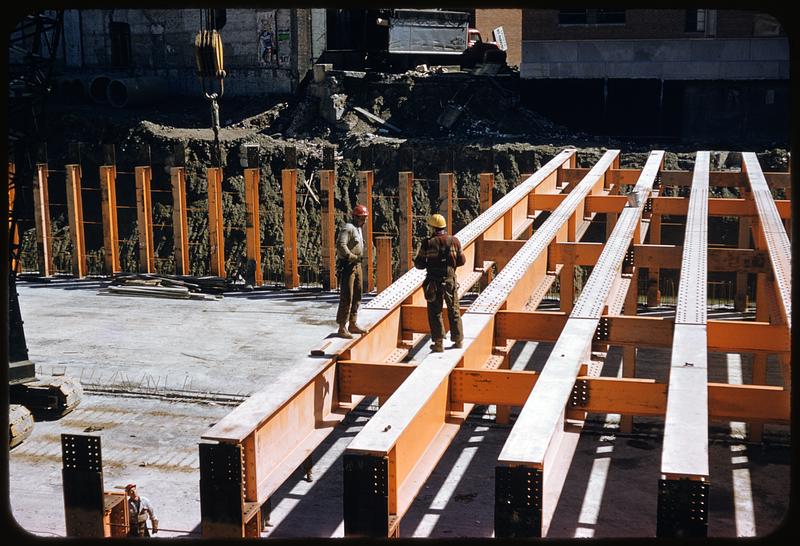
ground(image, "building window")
xmin=686 ymin=9 xmax=706 ymax=32
xmin=109 ymin=21 xmax=131 ymax=67
xmin=558 ymin=9 xmax=625 ymax=26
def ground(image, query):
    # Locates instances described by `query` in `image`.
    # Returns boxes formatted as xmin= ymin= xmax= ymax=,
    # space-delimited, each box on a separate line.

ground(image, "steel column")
xmin=281 ymin=168 xmax=299 ymax=288
xmin=135 ymin=166 xmax=155 ymax=273
xmin=376 ymin=236 xmax=392 ymax=293
xmin=439 ymin=172 xmax=454 ymax=232
xmin=170 ymin=167 xmax=190 ymax=275
xmin=398 ymin=171 xmax=413 ymax=273
xmin=320 ymin=169 xmax=336 ymax=290
xmin=479 ymin=172 xmax=493 ymax=213
xmin=244 ymin=167 xmax=263 ymax=286
xmin=33 ymin=163 xmax=54 ymax=276
xmin=65 ymin=164 xmax=87 ymax=278
xmin=61 ymin=434 xmax=104 ymax=537
xmin=207 ymin=167 xmax=225 ymax=277
xmin=99 ymin=165 xmax=120 ymax=274
xmin=358 ymin=170 xmax=375 ymax=292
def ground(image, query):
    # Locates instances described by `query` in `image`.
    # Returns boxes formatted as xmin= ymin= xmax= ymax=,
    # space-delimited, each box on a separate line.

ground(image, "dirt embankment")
xmin=19 ymin=71 xmax=790 ymax=282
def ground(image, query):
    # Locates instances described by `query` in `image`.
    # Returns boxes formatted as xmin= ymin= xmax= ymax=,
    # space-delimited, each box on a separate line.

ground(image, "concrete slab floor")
xmin=6 ymin=280 xmax=792 ymax=538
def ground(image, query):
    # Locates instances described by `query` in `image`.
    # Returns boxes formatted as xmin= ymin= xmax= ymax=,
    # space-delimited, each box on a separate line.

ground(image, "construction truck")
xmin=8 ymin=11 xmax=82 ymax=448
xmin=378 ymin=9 xmax=507 ymax=72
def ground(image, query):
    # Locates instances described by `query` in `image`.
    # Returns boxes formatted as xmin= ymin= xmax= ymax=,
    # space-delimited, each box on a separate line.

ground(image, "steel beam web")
xmin=657 ymin=151 xmax=710 ymax=538
xmin=496 ymin=150 xmax=664 ymax=537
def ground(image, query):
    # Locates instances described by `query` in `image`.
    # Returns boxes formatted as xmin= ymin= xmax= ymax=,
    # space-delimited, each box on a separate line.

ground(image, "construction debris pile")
xmin=103 ymin=274 xmax=227 ymax=300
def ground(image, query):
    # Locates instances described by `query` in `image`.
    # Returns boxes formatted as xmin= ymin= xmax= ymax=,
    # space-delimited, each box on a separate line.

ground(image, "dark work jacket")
xmin=413 ymin=232 xmax=466 ymax=280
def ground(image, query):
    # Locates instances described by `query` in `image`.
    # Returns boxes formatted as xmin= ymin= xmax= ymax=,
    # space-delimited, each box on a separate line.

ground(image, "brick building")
xmin=475 ymin=9 xmax=521 ymax=68
xmin=59 ymin=8 xmax=326 ymax=96
xmin=518 ymin=8 xmax=789 ymax=143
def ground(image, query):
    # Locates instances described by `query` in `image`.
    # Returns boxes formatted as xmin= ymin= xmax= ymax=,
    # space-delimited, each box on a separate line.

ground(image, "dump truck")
xmin=379 ymin=9 xmax=507 ymax=71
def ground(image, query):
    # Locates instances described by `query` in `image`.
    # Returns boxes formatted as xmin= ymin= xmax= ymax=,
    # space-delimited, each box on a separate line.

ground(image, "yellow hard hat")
xmin=427 ymin=214 xmax=446 ymax=229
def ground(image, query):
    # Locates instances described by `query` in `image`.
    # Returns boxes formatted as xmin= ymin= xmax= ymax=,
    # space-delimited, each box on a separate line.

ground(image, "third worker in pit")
xmin=414 ymin=213 xmax=466 ymax=352
xmin=335 ymin=204 xmax=369 ymax=338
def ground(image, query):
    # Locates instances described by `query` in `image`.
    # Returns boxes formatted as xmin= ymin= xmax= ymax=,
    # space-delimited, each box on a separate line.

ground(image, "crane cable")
xmin=194 ymin=9 xmax=225 ymax=167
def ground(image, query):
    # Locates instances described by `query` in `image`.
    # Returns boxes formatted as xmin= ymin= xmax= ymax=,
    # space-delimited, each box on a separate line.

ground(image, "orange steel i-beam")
xmin=479 ymin=173 xmax=494 ymax=213
xmin=243 ymin=167 xmax=263 ymax=286
xmin=439 ymin=172 xmax=454 ymax=232
xmin=376 ymin=236 xmax=392 ymax=292
xmin=33 ymin=164 xmax=54 ymax=276
xmin=135 ymin=166 xmax=155 ymax=273
xmin=170 ymin=167 xmax=190 ymax=275
xmin=358 ymin=170 xmax=375 ymax=292
xmin=657 ymin=151 xmax=710 ymax=538
xmin=199 ymin=149 xmax=577 ymax=538
xmin=398 ymin=171 xmax=413 ymax=272
xmin=496 ymin=150 xmax=663 ymax=538
xmin=64 ymin=164 xmax=87 ymax=278
xmin=99 ymin=166 xmax=121 ymax=274
xmin=207 ymin=167 xmax=225 ymax=277
xmin=319 ymin=169 xmax=336 ymax=290
xmin=343 ymin=149 xmax=588 ymax=537
xmin=281 ymin=168 xmax=300 ymax=288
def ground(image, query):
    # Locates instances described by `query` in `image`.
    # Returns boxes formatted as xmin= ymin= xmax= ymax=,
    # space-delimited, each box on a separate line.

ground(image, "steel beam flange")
xmin=656 ymin=478 xmax=709 ymax=538
xmin=495 ymin=466 xmax=543 ymax=538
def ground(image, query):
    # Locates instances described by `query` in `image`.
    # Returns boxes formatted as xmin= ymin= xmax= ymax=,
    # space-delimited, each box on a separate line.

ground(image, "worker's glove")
xmin=348 ymin=255 xmax=360 ymax=265
xmin=152 ymin=523 xmax=158 ymax=534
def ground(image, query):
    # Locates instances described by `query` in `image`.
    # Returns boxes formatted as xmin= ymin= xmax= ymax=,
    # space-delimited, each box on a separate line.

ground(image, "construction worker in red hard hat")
xmin=125 ymin=484 xmax=158 ymax=537
xmin=335 ymin=204 xmax=369 ymax=338
xmin=414 ymin=213 xmax=466 ymax=352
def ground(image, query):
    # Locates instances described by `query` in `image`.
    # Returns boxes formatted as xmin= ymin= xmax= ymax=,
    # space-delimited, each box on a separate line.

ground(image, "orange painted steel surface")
xmin=207 ymin=167 xmax=225 ymax=276
xmin=33 ymin=164 xmax=55 ymax=276
xmin=65 ymin=164 xmax=87 ymax=278
xmin=398 ymin=171 xmax=413 ymax=272
xmin=99 ymin=166 xmax=120 ymax=274
xmin=319 ymin=169 xmax=336 ymax=290
xmin=135 ymin=166 xmax=155 ymax=273
xmin=170 ymin=167 xmax=190 ymax=276
xmin=358 ymin=171 xmax=375 ymax=292
xmin=281 ymin=169 xmax=299 ymax=288
xmin=479 ymin=172 xmax=493 ymax=213
xmin=438 ymin=172 xmax=454 ymax=232
xmin=244 ymin=168 xmax=263 ymax=286
xmin=197 ymin=149 xmax=790 ymax=538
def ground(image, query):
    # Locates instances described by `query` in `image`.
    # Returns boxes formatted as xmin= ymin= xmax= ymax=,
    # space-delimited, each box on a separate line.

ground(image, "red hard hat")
xmin=353 ymin=204 xmax=368 ymax=217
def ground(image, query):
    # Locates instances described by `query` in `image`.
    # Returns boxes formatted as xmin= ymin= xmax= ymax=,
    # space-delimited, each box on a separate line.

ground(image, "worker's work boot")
xmin=337 ymin=325 xmax=353 ymax=339
xmin=452 ymin=339 xmax=463 ymax=349
xmin=348 ymin=322 xmax=367 ymax=335
xmin=431 ymin=339 xmax=444 ymax=353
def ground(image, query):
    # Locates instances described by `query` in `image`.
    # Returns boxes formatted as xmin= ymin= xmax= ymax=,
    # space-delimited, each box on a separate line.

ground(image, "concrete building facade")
xmin=516 ymin=9 xmax=789 ymax=143
xmin=59 ymin=8 xmax=327 ymax=96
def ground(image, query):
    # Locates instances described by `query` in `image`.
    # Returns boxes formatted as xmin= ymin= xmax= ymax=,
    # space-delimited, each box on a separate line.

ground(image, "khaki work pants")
xmin=425 ymin=276 xmax=463 ymax=343
xmin=336 ymin=263 xmax=362 ymax=326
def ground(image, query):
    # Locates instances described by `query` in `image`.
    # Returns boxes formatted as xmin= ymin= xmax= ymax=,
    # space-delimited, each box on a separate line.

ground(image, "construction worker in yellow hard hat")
xmin=335 ymin=204 xmax=369 ymax=338
xmin=413 ymin=213 xmax=466 ymax=352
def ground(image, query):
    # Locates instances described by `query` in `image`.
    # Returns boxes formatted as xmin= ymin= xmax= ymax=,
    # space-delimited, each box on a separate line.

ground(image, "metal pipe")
xmin=107 ymin=77 xmax=167 ymax=108
xmin=89 ymin=75 xmax=111 ymax=104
